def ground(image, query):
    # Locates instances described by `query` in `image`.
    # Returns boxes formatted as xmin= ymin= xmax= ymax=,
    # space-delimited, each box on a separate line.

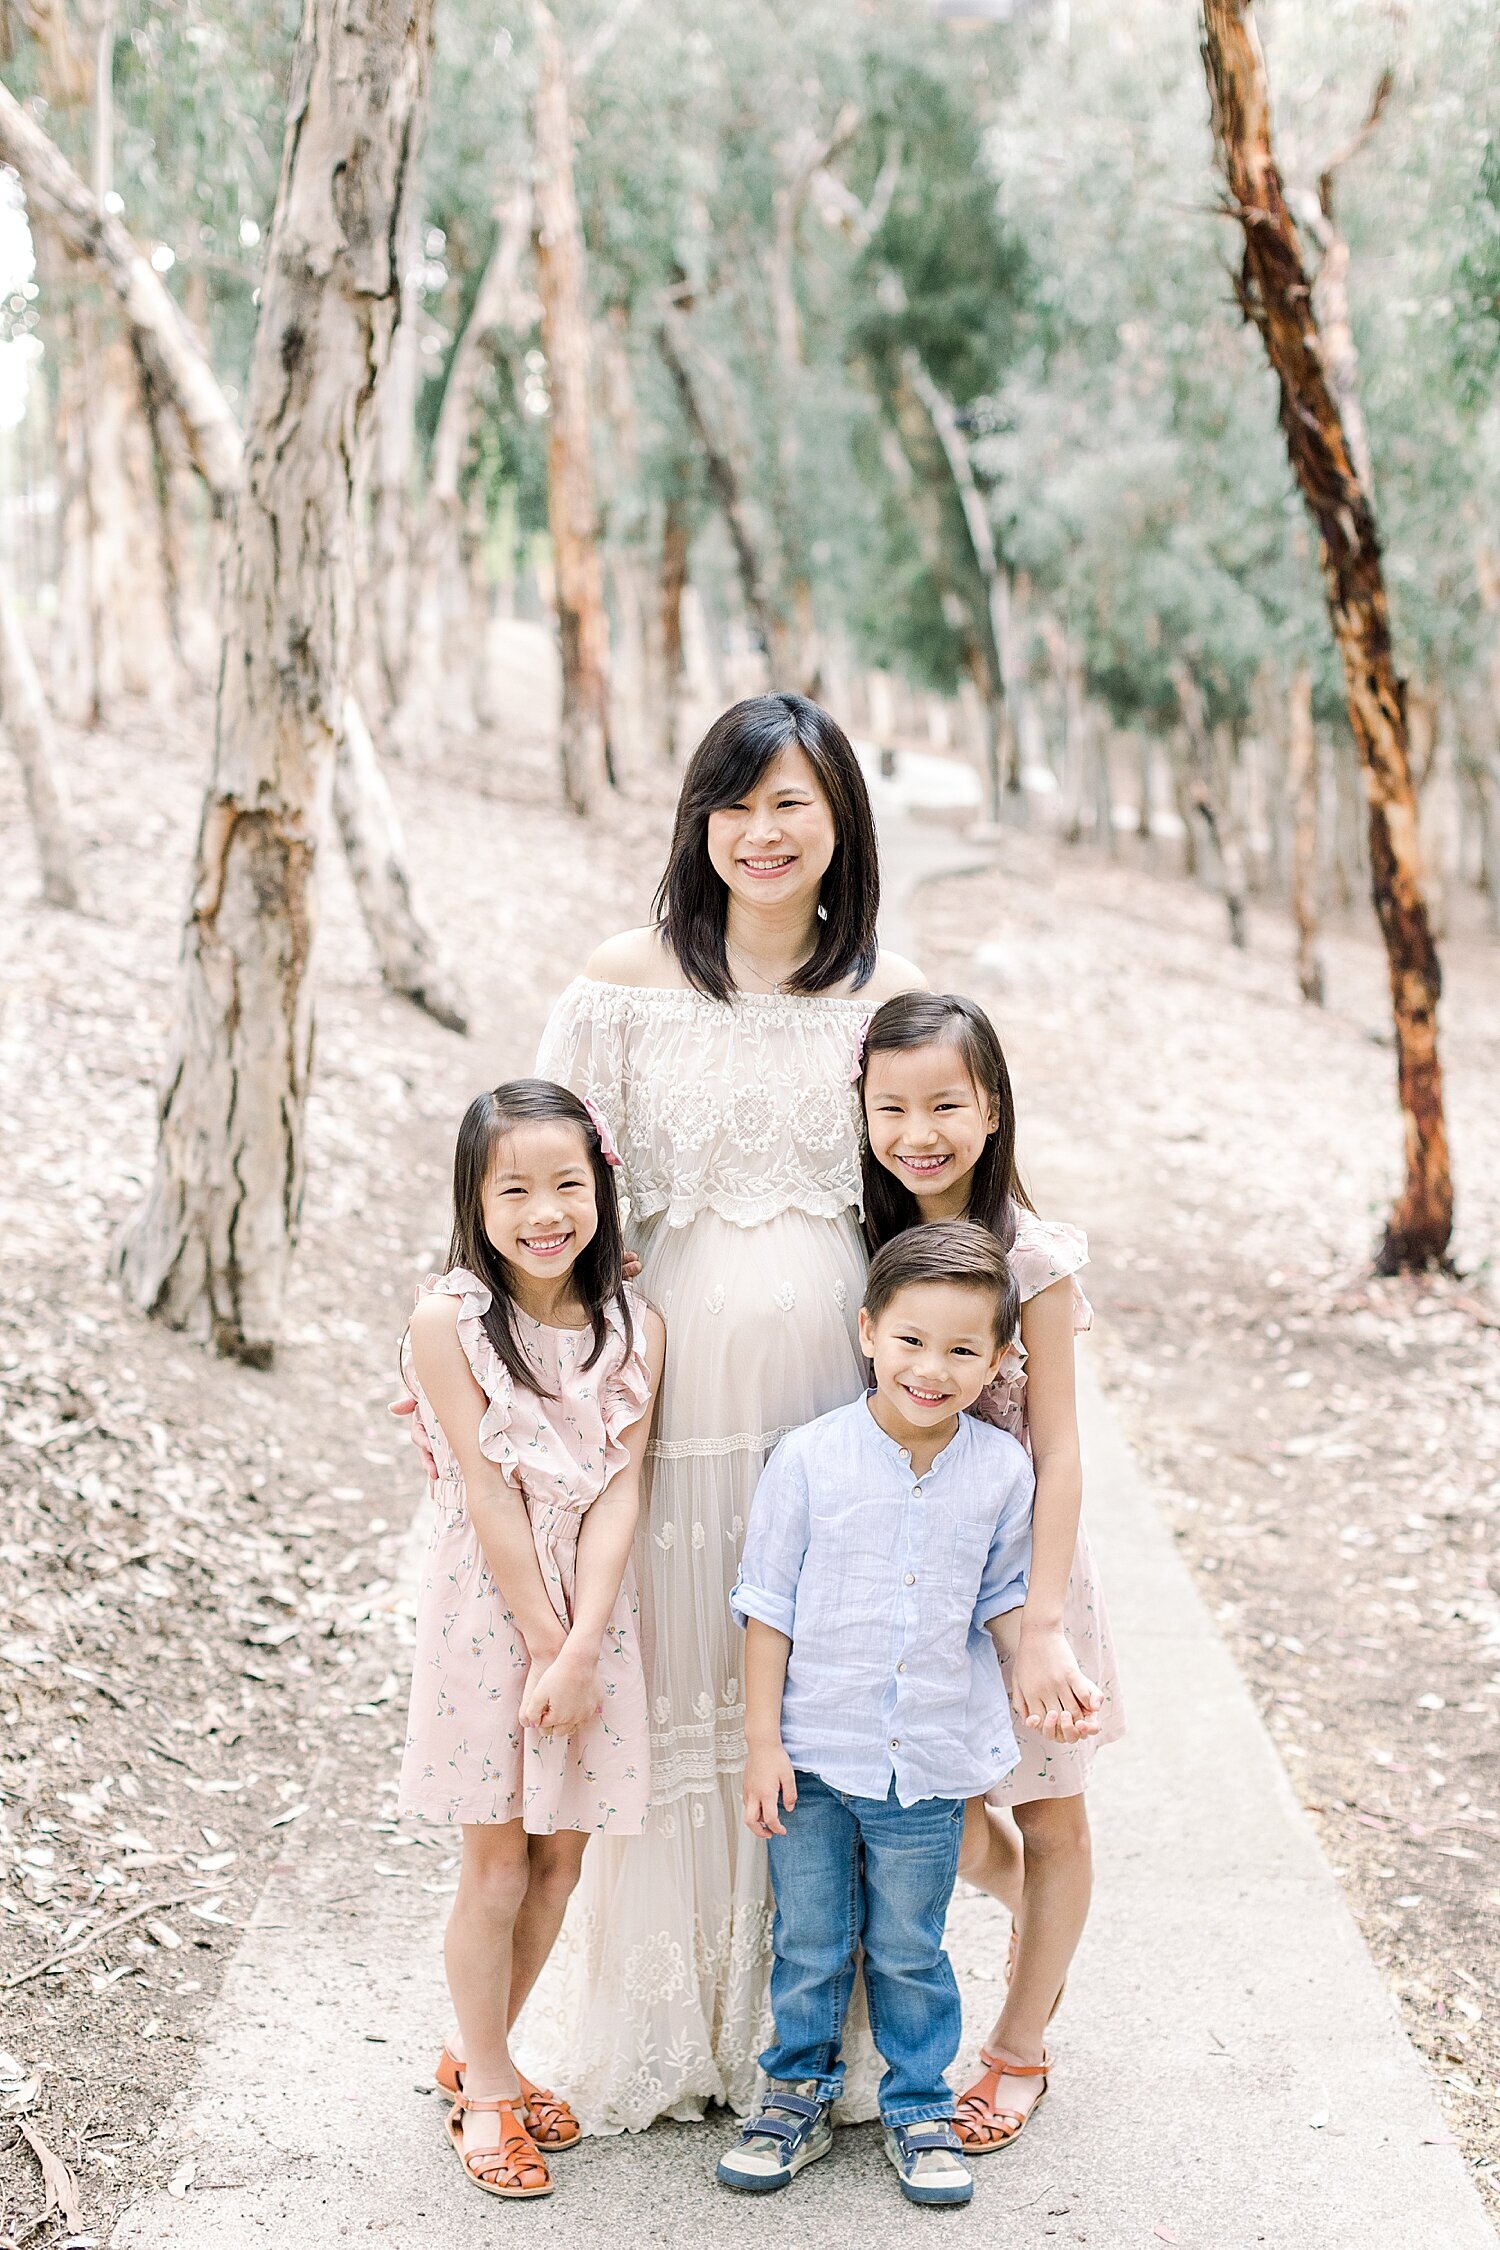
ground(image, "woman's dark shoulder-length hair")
xmin=653 ymin=692 xmax=880 ymax=1004
xmin=857 ymin=991 xmax=1034 ymax=1257
xmin=439 ymin=1078 xmax=631 ymax=1400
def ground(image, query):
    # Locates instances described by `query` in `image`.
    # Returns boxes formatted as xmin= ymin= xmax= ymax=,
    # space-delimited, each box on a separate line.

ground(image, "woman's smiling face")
xmin=705 ymin=743 xmax=837 ymax=920
xmin=863 ymin=1041 xmax=999 ymax=1209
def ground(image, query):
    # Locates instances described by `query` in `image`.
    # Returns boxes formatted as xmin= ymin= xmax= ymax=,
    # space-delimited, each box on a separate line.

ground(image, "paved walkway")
xmin=112 ymin=779 xmax=1497 ymax=2248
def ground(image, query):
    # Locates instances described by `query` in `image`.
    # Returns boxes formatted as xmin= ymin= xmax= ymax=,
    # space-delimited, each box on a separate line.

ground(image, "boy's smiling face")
xmin=858 ymin=1279 xmax=1007 ymax=1435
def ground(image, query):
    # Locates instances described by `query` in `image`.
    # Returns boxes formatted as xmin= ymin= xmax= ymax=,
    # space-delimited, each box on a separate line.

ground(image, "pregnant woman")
xmin=522 ymin=692 xmax=920 ymax=2130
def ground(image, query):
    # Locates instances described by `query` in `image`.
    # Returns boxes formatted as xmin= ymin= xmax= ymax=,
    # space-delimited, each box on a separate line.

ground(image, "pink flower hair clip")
xmin=583 ymin=1094 xmax=623 ymax=1168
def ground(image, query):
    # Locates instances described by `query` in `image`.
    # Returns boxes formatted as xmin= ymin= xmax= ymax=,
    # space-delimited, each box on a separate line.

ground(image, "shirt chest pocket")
xmin=942 ymin=1509 xmax=994 ymax=1600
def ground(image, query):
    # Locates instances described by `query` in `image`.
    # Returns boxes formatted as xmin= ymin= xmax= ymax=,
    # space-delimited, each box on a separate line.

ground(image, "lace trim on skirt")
xmin=650 ymin=1707 xmax=747 ymax=1805
xmin=647 ymin=1425 xmax=793 ymax=1461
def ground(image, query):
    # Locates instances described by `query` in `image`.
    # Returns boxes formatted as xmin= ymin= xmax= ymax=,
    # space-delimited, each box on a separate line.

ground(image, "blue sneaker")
xmin=716 ymin=2081 xmax=834 ymax=2193
xmin=883 ymin=2118 xmax=974 ymax=2205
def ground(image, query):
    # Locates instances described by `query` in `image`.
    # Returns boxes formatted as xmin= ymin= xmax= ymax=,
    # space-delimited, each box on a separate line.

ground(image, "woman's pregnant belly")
xmin=634 ymin=1205 xmax=867 ymax=1449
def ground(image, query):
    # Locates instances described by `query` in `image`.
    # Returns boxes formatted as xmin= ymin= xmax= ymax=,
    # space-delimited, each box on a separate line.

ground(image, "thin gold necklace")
xmin=725 ymin=937 xmax=806 ymax=995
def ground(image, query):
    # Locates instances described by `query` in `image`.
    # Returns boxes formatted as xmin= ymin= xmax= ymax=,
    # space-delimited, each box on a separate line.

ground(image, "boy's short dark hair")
xmin=863 ymin=1221 xmax=1021 ymax=1350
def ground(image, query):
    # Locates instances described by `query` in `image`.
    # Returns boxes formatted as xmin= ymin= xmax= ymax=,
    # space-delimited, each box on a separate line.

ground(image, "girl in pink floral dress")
xmin=399 ymin=1079 xmax=664 ymax=2202
xmin=859 ymin=993 xmax=1123 ymax=2159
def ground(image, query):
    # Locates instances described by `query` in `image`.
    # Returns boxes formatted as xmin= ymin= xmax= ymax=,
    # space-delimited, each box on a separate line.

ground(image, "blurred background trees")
xmin=2 ymin=0 xmax=1497 ymax=1342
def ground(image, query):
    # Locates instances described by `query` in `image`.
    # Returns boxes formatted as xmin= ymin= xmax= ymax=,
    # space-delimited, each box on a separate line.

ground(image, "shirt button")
xmin=904 ymin=1573 xmax=916 ymax=1586
xmin=897 ymin=1661 xmax=906 ymax=1674
xmin=912 ymin=1484 xmax=923 ymax=1498
xmin=890 ymin=1738 xmax=900 ymax=1749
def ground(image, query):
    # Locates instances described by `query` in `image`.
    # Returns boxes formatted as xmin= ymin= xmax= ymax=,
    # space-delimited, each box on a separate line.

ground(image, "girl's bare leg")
xmin=980 ymin=1794 xmax=1092 ymax=2121
xmin=507 ymin=1832 xmax=588 ymax=2027
xmin=959 ymin=1796 xmax=1025 ymax=1920
xmin=445 ymin=1821 xmax=530 ymax=2160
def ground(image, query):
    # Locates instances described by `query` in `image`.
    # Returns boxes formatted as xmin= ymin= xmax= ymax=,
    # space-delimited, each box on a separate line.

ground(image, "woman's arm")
xmin=1011 ymin=1281 xmax=1102 ymax=1741
xmin=526 ymin=1307 xmax=667 ymax=1733
xmin=408 ymin=1296 xmax=567 ymax=1670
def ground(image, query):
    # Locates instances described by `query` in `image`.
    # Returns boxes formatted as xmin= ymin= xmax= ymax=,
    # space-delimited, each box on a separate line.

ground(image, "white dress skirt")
xmin=519 ymin=978 xmax=878 ymax=2131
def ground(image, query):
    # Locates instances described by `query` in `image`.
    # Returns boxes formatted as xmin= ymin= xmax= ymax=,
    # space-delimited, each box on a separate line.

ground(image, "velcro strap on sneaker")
xmin=740 ymin=2115 xmax=801 ymax=2146
xmin=898 ymin=2125 xmax=961 ymax=2154
xmin=763 ymin=2092 xmax=824 ymax=2123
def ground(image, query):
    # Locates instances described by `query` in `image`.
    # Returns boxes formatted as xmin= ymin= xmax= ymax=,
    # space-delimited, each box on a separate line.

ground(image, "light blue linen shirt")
xmin=730 ymin=1396 xmax=1034 ymax=1807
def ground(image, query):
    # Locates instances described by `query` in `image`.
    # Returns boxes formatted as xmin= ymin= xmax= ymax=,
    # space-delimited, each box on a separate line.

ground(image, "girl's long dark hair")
xmin=654 ymin=693 xmax=880 ymax=1003
xmin=859 ymin=993 xmax=1034 ymax=1256
xmin=446 ymin=1079 xmax=631 ymax=1399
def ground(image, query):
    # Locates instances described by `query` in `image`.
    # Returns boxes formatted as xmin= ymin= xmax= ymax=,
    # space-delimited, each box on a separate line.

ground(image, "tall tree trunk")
xmin=657 ymin=296 xmax=793 ymax=685
xmin=395 ymin=181 xmax=533 ymax=748
xmin=365 ymin=196 xmax=421 ymax=718
xmin=531 ymin=1 xmax=611 ymax=814
xmin=1471 ymin=546 xmax=1500 ymax=936
xmin=24 ymin=5 xmax=181 ymax=719
xmin=1171 ymin=660 xmax=1249 ymax=946
xmin=1287 ymin=660 xmax=1325 ymax=1004
xmin=113 ymin=0 xmax=436 ymax=1363
xmin=904 ymin=350 xmax=1019 ymax=801
xmin=1202 ymin=0 xmax=1451 ymax=1271
xmin=657 ymin=484 xmax=690 ymax=759
xmin=2 ymin=59 xmax=456 ymax=1028
xmin=334 ymin=694 xmax=466 ymax=1030
xmin=0 ymin=567 xmax=87 ymax=908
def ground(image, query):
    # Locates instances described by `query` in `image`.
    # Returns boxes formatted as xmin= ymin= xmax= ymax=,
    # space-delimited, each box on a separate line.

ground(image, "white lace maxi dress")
xmin=521 ymin=976 xmax=872 ymax=2132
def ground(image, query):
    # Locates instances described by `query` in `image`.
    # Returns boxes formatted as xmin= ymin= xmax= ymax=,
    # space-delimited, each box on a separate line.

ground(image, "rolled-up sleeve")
xmin=730 ymin=1436 xmax=810 ymax=1639
xmin=974 ymin=1443 xmax=1035 ymax=1627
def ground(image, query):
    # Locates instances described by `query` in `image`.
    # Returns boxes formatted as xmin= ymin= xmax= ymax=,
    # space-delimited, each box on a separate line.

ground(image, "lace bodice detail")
xmin=536 ymin=977 xmax=871 ymax=1230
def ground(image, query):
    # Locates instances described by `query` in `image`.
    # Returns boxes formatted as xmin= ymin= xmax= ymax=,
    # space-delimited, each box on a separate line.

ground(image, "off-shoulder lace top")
xmin=536 ymin=977 xmax=871 ymax=1230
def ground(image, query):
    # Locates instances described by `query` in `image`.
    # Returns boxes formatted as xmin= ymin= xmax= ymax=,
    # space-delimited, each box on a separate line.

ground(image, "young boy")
xmin=718 ymin=1222 xmax=1035 ymax=2208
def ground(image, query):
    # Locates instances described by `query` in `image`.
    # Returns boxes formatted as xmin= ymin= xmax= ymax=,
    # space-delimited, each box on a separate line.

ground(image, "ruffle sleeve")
xmin=598 ymin=1284 xmax=656 ymax=1479
xmin=1010 ymin=1214 xmax=1093 ymax=1334
xmin=420 ymin=1268 xmax=519 ymax=1476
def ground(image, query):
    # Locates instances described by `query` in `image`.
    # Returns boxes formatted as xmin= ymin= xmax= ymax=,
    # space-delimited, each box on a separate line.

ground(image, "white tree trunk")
xmin=1287 ymin=659 xmax=1325 ymax=1004
xmin=0 ymin=570 xmax=88 ymax=910
xmin=334 ymin=693 xmax=467 ymax=1030
xmin=113 ymin=0 xmax=435 ymax=1363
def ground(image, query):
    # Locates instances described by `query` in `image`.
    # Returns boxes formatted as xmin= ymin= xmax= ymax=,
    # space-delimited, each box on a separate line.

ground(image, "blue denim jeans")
xmin=761 ymin=1770 xmax=965 ymax=2126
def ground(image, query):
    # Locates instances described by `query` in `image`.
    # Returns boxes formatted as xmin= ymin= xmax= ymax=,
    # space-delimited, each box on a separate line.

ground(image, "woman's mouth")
xmin=739 ymin=854 xmax=796 ymax=879
xmin=519 ymin=1233 xmax=571 ymax=1259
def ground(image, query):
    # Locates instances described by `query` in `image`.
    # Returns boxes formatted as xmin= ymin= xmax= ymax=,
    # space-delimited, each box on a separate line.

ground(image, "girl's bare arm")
xmin=529 ymin=1307 xmax=666 ymax=1732
xmin=408 ymin=1295 xmax=566 ymax=1664
xmin=1011 ymin=1281 xmax=1102 ymax=1739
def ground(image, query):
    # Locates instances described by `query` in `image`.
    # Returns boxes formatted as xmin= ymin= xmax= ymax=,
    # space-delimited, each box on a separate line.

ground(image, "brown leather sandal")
xmin=434 ymin=2047 xmax=581 ymax=2150
xmin=953 ymin=2050 xmax=1050 ymax=2155
xmin=446 ymin=2093 xmax=553 ymax=2199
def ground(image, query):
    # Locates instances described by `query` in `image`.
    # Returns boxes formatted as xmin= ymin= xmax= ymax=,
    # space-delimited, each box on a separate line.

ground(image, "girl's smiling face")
xmin=483 ymin=1120 xmax=599 ymax=1287
xmin=863 ymin=1041 xmax=999 ymax=1216
xmin=705 ymin=743 xmax=837 ymax=921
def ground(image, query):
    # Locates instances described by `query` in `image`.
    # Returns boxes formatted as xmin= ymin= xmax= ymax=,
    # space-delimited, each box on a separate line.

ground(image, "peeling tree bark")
xmin=334 ymin=695 xmax=466 ymax=1031
xmin=657 ymin=484 xmax=690 ymax=760
xmin=112 ymin=0 xmax=437 ymax=1363
xmin=1287 ymin=659 xmax=1325 ymax=1004
xmin=1202 ymin=0 xmax=1451 ymax=1271
xmin=395 ymin=181 xmax=534 ymax=749
xmin=0 ymin=58 xmax=460 ymax=1030
xmin=532 ymin=1 xmax=612 ymax=814
xmin=0 ymin=565 xmax=87 ymax=909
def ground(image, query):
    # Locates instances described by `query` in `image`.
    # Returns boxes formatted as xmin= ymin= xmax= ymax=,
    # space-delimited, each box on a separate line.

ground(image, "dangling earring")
xmin=816 ymin=902 xmax=829 ymax=922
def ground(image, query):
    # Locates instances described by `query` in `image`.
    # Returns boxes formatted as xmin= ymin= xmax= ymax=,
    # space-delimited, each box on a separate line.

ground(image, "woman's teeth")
xmin=741 ymin=855 xmax=794 ymax=873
